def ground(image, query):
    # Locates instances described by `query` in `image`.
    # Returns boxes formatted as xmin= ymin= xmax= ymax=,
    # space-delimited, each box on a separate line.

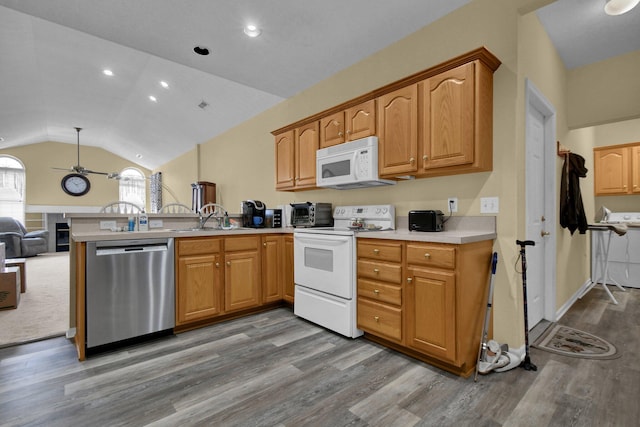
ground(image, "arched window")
xmin=0 ymin=155 xmax=26 ymax=223
xmin=118 ymin=167 xmax=146 ymax=209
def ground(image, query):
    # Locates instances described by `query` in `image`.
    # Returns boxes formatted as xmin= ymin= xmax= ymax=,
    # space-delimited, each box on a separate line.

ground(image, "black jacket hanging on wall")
xmin=560 ymin=152 xmax=588 ymax=235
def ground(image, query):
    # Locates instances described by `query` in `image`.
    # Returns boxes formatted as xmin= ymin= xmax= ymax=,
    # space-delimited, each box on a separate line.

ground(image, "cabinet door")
xmin=275 ymin=130 xmax=295 ymax=190
xmin=406 ymin=267 xmax=456 ymax=363
xmin=224 ymin=250 xmax=261 ymax=312
xmin=632 ymin=146 xmax=640 ymax=194
xmin=283 ymin=235 xmax=295 ymax=303
xmin=345 ymin=99 xmax=376 ymax=141
xmin=176 ymin=253 xmax=222 ymax=325
xmin=262 ymin=235 xmax=283 ymax=303
xmin=378 ymin=85 xmax=418 ymax=176
xmin=594 ymin=147 xmax=629 ymax=195
xmin=422 ymin=62 xmax=475 ymax=170
xmin=320 ymin=112 xmax=345 ymax=148
xmin=295 ymin=122 xmax=319 ymax=188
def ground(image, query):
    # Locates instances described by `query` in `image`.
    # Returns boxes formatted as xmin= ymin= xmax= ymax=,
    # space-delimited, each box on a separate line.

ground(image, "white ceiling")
xmin=0 ymin=0 xmax=638 ymax=170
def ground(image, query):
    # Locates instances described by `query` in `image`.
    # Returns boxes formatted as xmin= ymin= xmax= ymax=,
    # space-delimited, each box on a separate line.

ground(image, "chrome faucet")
xmin=198 ymin=204 xmax=227 ymax=229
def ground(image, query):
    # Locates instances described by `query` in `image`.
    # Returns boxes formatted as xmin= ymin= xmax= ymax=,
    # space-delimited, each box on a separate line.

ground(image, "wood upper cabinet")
xmin=422 ymin=62 xmax=475 ymax=170
xmin=378 ymin=84 xmax=419 ymax=176
xmin=320 ymin=100 xmax=376 ymax=148
xmin=275 ymin=130 xmax=295 ymax=190
xmin=295 ymin=122 xmax=319 ymax=189
xmin=224 ymin=236 xmax=261 ymax=312
xmin=274 ymin=123 xmax=319 ymax=191
xmin=262 ymin=235 xmax=283 ymax=303
xmin=176 ymin=238 xmax=223 ymax=326
xmin=273 ymin=48 xmax=500 ymax=189
xmin=594 ymin=143 xmax=640 ymax=195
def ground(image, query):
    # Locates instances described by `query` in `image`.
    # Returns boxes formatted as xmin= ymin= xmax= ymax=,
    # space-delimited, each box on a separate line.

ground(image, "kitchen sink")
xmin=169 ymin=226 xmax=248 ymax=232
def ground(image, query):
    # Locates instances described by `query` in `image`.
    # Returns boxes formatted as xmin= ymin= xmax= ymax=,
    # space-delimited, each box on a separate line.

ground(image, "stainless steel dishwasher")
xmin=85 ymin=238 xmax=174 ymax=350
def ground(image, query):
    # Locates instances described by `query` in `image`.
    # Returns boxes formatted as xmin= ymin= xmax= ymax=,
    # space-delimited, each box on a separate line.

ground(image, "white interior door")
xmin=525 ymin=79 xmax=557 ymax=329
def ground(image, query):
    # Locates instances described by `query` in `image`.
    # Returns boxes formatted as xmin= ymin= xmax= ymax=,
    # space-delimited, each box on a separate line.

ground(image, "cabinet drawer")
xmin=225 ymin=236 xmax=259 ymax=252
xmin=357 ymin=259 xmax=402 ymax=284
xmin=406 ymin=243 xmax=455 ymax=269
xmin=358 ymin=278 xmax=402 ymax=306
xmin=358 ymin=298 xmax=402 ymax=341
xmin=357 ymin=240 xmax=402 ymax=262
xmin=177 ymin=237 xmax=221 ymax=256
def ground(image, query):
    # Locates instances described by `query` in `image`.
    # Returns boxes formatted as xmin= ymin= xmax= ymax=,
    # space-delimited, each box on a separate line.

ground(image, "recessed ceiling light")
xmin=244 ymin=24 xmax=261 ymax=37
xmin=160 ymin=81 xmax=169 ymax=89
xmin=136 ymin=154 xmax=143 ymax=159
xmin=149 ymin=95 xmax=157 ymax=102
xmin=193 ymin=46 xmax=210 ymax=55
xmin=103 ymin=69 xmax=114 ymax=76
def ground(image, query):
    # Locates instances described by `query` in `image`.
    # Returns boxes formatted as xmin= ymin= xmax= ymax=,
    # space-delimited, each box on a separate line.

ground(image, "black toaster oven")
xmin=408 ymin=210 xmax=444 ymax=232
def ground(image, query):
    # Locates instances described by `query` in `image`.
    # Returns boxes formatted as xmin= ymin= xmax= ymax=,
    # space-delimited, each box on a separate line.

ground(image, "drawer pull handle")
xmin=424 ymin=253 xmax=431 ymax=258
xmin=373 ymin=249 xmax=380 ymax=254
xmin=374 ymin=316 xmax=380 ymax=322
xmin=407 ymin=277 xmax=413 ymax=283
xmin=263 ymin=242 xmax=267 ymax=247
xmin=374 ymin=289 xmax=380 ymax=295
xmin=215 ymin=262 xmax=220 ymax=267
xmin=226 ymin=261 xmax=231 ymax=266
xmin=373 ymin=268 xmax=380 ymax=274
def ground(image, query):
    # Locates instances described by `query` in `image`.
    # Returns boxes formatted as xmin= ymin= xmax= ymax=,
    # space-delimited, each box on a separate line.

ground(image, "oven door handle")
xmin=294 ymin=235 xmax=352 ymax=245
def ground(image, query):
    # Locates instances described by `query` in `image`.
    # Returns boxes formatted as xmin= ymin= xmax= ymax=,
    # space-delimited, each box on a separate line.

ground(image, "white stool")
xmin=582 ymin=225 xmax=627 ymax=304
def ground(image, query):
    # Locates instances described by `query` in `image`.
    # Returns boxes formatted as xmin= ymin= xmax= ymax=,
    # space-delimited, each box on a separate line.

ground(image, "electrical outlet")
xmin=149 ymin=219 xmax=164 ymax=229
xmin=100 ymin=220 xmax=117 ymax=230
xmin=448 ymin=197 xmax=458 ymax=213
xmin=480 ymin=197 xmax=499 ymax=213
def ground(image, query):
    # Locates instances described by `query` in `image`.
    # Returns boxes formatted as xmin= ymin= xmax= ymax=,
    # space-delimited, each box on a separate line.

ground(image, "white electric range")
xmin=293 ymin=204 xmax=395 ymax=337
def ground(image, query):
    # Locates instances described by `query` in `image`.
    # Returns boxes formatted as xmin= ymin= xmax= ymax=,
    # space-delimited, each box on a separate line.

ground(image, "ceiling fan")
xmin=51 ymin=127 xmax=110 ymax=176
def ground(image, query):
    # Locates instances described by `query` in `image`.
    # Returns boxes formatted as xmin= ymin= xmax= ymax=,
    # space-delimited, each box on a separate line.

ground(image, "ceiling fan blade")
xmin=51 ymin=166 xmax=74 ymax=172
xmin=84 ymin=170 xmax=110 ymax=176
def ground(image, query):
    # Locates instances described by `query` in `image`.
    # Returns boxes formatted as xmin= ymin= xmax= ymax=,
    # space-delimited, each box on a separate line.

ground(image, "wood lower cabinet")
xmin=224 ymin=236 xmax=261 ymax=312
xmin=357 ymin=238 xmax=493 ymax=377
xmin=262 ymin=235 xmax=284 ymax=303
xmin=176 ymin=238 xmax=223 ymax=326
xmin=357 ymin=240 xmax=403 ymax=343
xmin=283 ymin=235 xmax=295 ymax=303
xmin=594 ymin=143 xmax=640 ymax=195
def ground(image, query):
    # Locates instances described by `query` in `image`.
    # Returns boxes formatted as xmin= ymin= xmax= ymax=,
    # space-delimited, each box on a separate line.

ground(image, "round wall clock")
xmin=61 ymin=173 xmax=91 ymax=196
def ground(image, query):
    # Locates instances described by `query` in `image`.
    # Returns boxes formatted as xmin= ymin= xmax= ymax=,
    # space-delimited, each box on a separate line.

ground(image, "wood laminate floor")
xmin=1 ymin=286 xmax=638 ymax=427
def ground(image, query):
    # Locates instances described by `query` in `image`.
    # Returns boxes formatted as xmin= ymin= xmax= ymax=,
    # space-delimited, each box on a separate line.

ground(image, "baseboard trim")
xmin=555 ymin=278 xmax=592 ymax=321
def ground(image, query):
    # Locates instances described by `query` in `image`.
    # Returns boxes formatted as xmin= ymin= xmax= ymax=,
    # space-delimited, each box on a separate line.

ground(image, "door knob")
xmin=541 ymin=230 xmax=551 ymax=237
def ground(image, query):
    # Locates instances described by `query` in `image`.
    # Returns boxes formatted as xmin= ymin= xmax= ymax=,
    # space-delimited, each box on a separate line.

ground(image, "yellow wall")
xmin=0 ymin=141 xmax=151 ymax=209
xmin=568 ymin=50 xmax=640 ymax=129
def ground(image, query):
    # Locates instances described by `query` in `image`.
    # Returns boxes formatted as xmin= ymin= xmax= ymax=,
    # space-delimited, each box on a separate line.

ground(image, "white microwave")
xmin=316 ymin=136 xmax=396 ymax=190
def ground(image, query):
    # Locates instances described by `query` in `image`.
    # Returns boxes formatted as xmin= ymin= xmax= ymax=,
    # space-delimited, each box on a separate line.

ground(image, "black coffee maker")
xmin=242 ymin=200 xmax=266 ymax=228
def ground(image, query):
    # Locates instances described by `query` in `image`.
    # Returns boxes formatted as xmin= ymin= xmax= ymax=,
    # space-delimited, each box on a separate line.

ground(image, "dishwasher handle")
xmin=96 ymin=244 xmax=169 ymax=256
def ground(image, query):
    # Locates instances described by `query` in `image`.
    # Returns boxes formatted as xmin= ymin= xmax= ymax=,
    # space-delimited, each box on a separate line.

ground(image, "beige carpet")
xmin=0 ymin=252 xmax=69 ymax=347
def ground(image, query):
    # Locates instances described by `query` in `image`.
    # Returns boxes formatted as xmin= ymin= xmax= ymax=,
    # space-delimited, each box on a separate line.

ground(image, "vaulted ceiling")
xmin=0 ymin=0 xmax=638 ymax=169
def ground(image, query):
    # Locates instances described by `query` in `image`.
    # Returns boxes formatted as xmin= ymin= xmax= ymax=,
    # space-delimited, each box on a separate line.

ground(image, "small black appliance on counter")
xmin=265 ymin=209 xmax=282 ymax=228
xmin=408 ymin=210 xmax=444 ymax=232
xmin=242 ymin=200 xmax=266 ymax=228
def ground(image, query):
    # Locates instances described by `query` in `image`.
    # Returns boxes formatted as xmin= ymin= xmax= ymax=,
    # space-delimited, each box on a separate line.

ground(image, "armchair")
xmin=0 ymin=217 xmax=49 ymax=258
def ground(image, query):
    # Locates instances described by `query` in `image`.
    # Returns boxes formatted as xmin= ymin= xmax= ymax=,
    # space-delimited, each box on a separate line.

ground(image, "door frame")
xmin=525 ymin=78 xmax=557 ymax=324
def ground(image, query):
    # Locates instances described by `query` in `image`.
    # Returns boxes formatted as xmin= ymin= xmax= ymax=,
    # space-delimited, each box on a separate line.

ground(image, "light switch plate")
xmin=480 ymin=197 xmax=499 ymax=214
xmin=100 ymin=220 xmax=117 ymax=230
xmin=149 ymin=219 xmax=163 ymax=229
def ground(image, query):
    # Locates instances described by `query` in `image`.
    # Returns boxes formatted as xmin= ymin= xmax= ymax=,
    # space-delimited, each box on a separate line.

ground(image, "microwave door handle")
xmin=350 ymin=150 xmax=359 ymax=180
